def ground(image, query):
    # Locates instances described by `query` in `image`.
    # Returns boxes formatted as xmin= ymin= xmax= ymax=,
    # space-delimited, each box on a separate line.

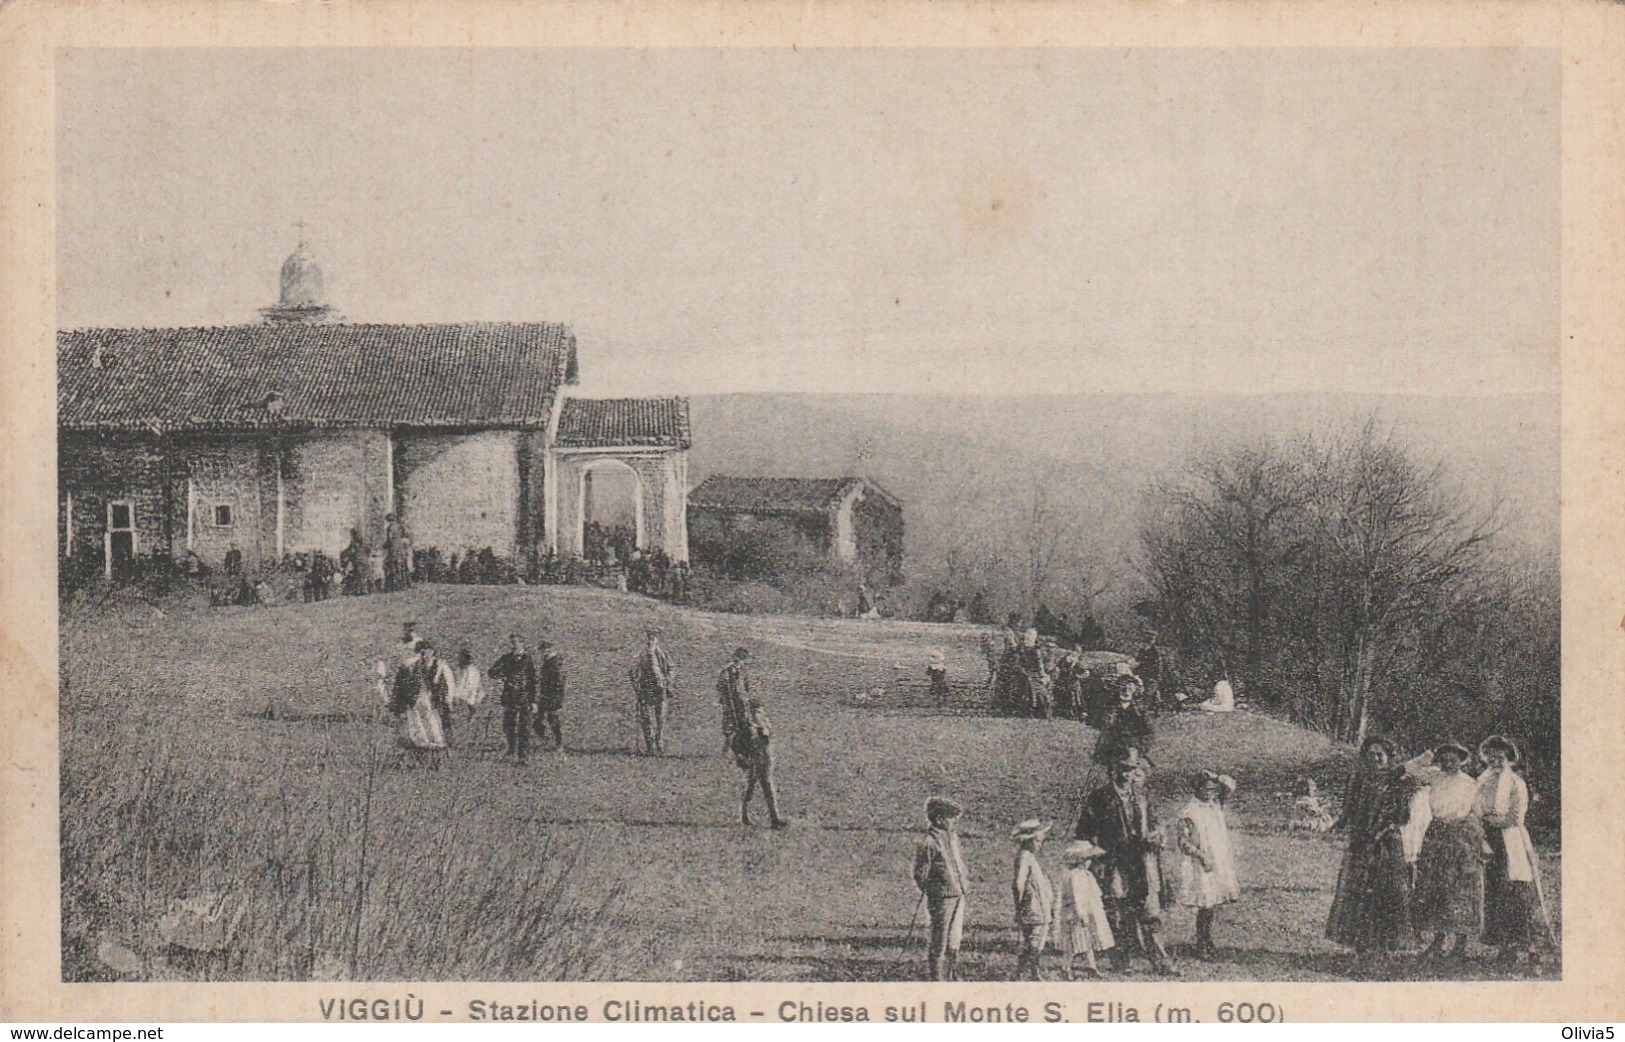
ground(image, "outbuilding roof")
xmin=687 ymin=475 xmax=900 ymax=515
xmin=56 ymin=322 xmax=578 ymax=432
xmin=554 ymin=397 xmax=692 ymax=449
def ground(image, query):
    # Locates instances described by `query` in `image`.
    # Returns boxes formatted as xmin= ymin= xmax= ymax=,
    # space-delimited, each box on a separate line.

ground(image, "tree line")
xmin=1136 ymin=421 xmax=1559 ymax=814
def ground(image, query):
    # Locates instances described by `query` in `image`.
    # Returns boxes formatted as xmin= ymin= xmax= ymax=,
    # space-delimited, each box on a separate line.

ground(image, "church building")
xmin=57 ymin=243 xmax=691 ymax=580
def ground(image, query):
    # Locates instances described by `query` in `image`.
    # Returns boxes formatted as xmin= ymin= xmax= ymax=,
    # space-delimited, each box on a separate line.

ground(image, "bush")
xmin=60 ymin=703 xmax=650 ymax=981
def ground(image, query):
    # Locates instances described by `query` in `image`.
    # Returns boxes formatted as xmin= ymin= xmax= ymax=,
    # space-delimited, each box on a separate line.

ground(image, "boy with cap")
xmin=914 ymin=796 xmax=970 ymax=981
xmin=736 ymin=698 xmax=788 ymax=830
xmin=927 ymin=651 xmax=950 ymax=709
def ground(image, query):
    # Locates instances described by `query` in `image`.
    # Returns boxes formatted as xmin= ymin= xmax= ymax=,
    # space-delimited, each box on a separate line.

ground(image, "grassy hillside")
xmin=60 ymin=584 xmax=1558 ymax=981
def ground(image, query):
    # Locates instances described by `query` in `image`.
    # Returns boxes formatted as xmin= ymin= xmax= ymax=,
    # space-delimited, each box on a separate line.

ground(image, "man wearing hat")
xmin=488 ymin=634 xmax=538 ymax=762
xmin=630 ymin=629 xmax=676 ymax=755
xmin=1011 ymin=818 xmax=1056 ymax=980
xmin=914 ymin=796 xmax=970 ymax=981
xmin=534 ymin=639 xmax=567 ymax=753
xmin=1074 ymin=749 xmax=1176 ymax=974
xmin=1093 ymin=679 xmax=1154 ymax=767
xmin=717 ymin=646 xmax=752 ymax=754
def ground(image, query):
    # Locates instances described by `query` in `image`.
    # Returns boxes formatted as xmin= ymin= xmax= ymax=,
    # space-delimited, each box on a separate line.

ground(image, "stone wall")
xmin=398 ymin=430 xmax=520 ymax=558
xmin=58 ymin=433 xmax=176 ymax=572
xmin=285 ymin=431 xmax=391 ymax=556
xmin=186 ymin=439 xmax=271 ymax=568
xmin=850 ymin=489 xmax=905 ymax=585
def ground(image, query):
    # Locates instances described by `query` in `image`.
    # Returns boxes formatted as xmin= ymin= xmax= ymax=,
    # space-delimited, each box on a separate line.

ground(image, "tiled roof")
xmin=57 ymin=322 xmax=578 ymax=431
xmin=688 ymin=476 xmax=880 ymax=515
xmin=554 ymin=397 xmax=691 ymax=449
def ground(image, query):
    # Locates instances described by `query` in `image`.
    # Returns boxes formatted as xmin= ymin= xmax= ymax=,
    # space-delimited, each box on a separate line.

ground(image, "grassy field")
xmin=59 ymin=583 xmax=1559 ymax=982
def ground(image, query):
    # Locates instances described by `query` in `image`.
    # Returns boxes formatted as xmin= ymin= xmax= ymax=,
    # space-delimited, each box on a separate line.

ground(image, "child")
xmin=1058 ymin=839 xmax=1114 ymax=979
xmin=1010 ymin=819 xmax=1055 ymax=980
xmin=927 ymin=652 xmax=950 ymax=709
xmin=451 ymin=647 xmax=485 ymax=721
xmin=1176 ymin=770 xmax=1240 ymax=960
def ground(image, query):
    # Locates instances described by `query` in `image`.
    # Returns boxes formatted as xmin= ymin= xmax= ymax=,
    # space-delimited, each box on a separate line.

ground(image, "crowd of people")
xmin=376 ymin=622 xmax=789 ymax=831
xmin=979 ymin=617 xmax=1235 ymax=722
xmin=371 ymin=608 xmax=1550 ymax=981
xmin=911 ymin=726 xmax=1553 ymax=981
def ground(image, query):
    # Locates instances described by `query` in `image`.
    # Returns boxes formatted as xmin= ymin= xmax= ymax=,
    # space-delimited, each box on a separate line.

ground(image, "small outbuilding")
xmin=686 ymin=475 xmax=903 ymax=584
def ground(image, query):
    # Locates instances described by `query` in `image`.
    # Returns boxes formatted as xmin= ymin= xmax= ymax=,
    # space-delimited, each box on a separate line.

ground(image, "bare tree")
xmin=1139 ymin=418 xmax=1509 ymax=745
xmin=1018 ymin=466 xmax=1075 ymax=622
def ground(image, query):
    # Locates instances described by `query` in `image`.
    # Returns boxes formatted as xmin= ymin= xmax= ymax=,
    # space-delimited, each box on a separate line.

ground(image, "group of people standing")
xmin=384 ymin=622 xmax=564 ymax=764
xmin=1326 ymin=734 xmax=1555 ymax=970
xmin=379 ymin=622 xmax=793 ymax=834
xmin=914 ymin=750 xmax=1242 ymax=981
xmin=912 ymin=711 xmax=1549 ymax=979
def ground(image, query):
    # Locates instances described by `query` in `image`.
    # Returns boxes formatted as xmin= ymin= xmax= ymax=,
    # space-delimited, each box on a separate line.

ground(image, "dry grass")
xmin=60 ymin=583 xmax=1559 ymax=981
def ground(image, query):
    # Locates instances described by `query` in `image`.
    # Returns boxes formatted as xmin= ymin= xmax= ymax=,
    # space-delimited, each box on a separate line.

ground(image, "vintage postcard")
xmin=2 ymin=0 xmax=1622 ymax=1026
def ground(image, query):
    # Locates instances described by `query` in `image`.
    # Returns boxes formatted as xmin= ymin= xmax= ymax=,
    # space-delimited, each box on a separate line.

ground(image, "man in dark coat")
xmin=535 ymin=639 xmax=567 ymax=753
xmin=1074 ymin=749 xmax=1175 ymax=973
xmin=1137 ymin=632 xmax=1168 ymax=712
xmin=717 ymin=647 xmax=751 ymax=754
xmin=488 ymin=634 xmax=538 ymax=762
xmin=630 ymin=629 xmax=675 ymax=755
xmin=1093 ymin=678 xmax=1154 ymax=766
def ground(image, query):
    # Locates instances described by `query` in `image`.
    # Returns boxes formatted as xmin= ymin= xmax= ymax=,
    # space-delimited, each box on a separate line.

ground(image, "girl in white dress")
xmin=1176 ymin=770 xmax=1241 ymax=960
xmin=1057 ymin=840 xmax=1114 ymax=979
xmin=451 ymin=647 xmax=485 ymax=721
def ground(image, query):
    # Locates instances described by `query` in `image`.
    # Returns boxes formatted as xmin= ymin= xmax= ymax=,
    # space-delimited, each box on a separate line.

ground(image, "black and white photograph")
xmin=20 ymin=30 xmax=1601 ymax=1009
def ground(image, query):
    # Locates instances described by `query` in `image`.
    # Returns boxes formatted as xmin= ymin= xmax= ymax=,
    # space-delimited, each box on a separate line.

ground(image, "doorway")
xmin=106 ymin=500 xmax=137 ymax=581
xmin=578 ymin=461 xmax=643 ymax=567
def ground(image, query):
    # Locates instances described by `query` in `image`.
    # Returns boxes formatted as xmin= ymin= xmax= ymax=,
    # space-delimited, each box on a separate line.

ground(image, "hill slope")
xmin=60 ymin=584 xmax=1558 ymax=982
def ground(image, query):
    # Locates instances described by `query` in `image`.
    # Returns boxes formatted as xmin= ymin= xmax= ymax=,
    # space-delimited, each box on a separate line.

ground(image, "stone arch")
xmin=547 ymin=447 xmax=688 ymax=562
xmin=576 ymin=456 xmax=645 ymax=555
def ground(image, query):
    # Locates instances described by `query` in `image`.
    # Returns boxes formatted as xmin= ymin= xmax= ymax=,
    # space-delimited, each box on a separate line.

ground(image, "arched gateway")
xmin=546 ymin=397 xmax=690 ymax=562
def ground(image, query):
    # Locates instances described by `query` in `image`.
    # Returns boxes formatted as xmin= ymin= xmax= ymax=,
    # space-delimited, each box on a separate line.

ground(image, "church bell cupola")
xmin=260 ymin=229 xmax=339 ymax=324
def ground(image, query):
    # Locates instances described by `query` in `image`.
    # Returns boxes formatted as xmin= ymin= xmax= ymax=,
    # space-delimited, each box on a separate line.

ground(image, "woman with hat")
xmin=1057 ymin=840 xmax=1114 ymax=979
xmin=1010 ymin=818 xmax=1056 ymax=980
xmin=1326 ymin=736 xmax=1415 ymax=965
xmin=1406 ymin=741 xmax=1487 ymax=961
xmin=1474 ymin=736 xmax=1555 ymax=966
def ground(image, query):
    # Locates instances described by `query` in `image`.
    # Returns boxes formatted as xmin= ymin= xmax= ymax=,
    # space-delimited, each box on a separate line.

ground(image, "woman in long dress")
xmin=1408 ymin=742 xmax=1486 ymax=961
xmin=1326 ymin=736 xmax=1414 ymax=965
xmin=1475 ymin=736 xmax=1555 ymax=967
xmin=395 ymin=643 xmax=449 ymax=763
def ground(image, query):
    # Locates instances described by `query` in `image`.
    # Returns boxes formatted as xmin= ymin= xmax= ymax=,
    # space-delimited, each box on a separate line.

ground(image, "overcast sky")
xmin=56 ymin=48 xmax=1558 ymax=398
